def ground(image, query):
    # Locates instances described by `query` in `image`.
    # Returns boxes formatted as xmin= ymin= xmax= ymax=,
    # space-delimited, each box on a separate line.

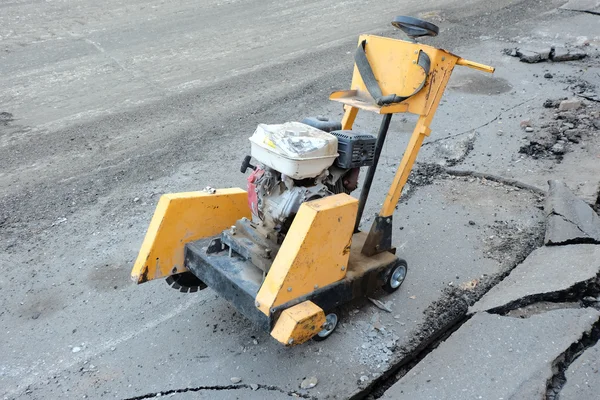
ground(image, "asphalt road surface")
xmin=0 ymin=0 xmax=581 ymax=399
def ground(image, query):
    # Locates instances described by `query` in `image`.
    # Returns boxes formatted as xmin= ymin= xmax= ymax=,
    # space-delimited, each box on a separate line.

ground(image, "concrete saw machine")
xmin=131 ymin=16 xmax=494 ymax=346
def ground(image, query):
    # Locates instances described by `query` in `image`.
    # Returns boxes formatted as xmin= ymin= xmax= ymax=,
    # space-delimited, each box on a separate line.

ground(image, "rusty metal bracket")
xmin=361 ymin=215 xmax=394 ymax=256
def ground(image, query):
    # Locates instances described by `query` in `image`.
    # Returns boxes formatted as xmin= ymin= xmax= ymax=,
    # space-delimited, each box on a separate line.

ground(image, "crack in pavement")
xmin=404 ymin=162 xmax=547 ymax=202
xmin=361 ymin=225 xmax=544 ymax=399
xmin=485 ymin=272 xmax=600 ymax=316
xmin=444 ymin=168 xmax=547 ymax=195
xmin=123 ymin=383 xmax=315 ymax=400
xmin=546 ymin=210 xmax=600 ymax=245
xmin=550 ymin=210 xmax=590 ymax=237
xmin=546 ymin=315 xmax=600 ymax=400
xmin=423 ymin=97 xmax=537 ymax=147
xmin=566 ymin=9 xmax=600 ymax=16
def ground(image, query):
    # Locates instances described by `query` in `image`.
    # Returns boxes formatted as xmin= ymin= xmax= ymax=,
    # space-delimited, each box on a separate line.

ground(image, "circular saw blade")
xmin=165 ymin=272 xmax=207 ymax=293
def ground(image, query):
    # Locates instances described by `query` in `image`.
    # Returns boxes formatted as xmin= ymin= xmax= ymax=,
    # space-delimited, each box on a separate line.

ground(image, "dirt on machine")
xmin=130 ymin=16 xmax=495 ymax=346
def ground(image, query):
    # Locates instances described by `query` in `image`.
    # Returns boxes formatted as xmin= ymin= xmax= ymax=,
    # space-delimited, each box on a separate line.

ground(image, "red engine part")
xmin=247 ymin=168 xmax=264 ymax=217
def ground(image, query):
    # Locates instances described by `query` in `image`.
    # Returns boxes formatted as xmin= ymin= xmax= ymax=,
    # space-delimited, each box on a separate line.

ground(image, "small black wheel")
xmin=166 ymin=272 xmax=207 ymax=293
xmin=391 ymin=16 xmax=439 ymax=39
xmin=312 ymin=312 xmax=339 ymax=342
xmin=382 ymin=259 xmax=408 ymax=293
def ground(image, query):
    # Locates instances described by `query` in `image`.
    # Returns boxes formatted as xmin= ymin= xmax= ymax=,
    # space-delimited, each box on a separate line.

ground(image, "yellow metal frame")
xmin=332 ymin=34 xmax=494 ymax=220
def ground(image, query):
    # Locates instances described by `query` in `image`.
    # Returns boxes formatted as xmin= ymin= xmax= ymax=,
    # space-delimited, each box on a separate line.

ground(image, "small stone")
xmin=360 ymin=375 xmax=369 ymax=383
xmin=72 ymin=346 xmax=82 ymax=353
xmin=559 ymin=99 xmax=582 ymax=111
xmin=250 ymin=384 xmax=259 ymax=391
xmin=565 ymin=130 xmax=582 ymax=143
xmin=468 ymin=220 xmax=476 ymax=226
xmin=230 ymin=377 xmax=242 ymax=384
xmin=544 ymin=72 xmax=553 ymax=79
xmin=583 ymin=296 xmax=598 ymax=303
xmin=133 ymin=197 xmax=140 ymax=203
xmin=525 ymin=127 xmax=534 ymax=132
xmin=300 ymin=376 xmax=318 ymax=390
xmin=497 ymin=130 xmax=504 ymax=136
xmin=520 ymin=119 xmax=532 ymax=128
xmin=551 ymin=143 xmax=566 ymax=155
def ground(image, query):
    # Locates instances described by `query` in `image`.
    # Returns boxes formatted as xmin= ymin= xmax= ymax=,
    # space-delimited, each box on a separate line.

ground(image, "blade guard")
xmin=131 ymin=188 xmax=251 ymax=284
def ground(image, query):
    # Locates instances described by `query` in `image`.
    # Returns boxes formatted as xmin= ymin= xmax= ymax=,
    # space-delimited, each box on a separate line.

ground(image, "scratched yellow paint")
xmin=270 ymin=301 xmax=325 ymax=346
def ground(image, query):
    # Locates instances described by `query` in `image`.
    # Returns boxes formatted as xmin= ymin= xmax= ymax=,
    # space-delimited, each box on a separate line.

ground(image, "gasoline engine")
xmin=230 ymin=120 xmax=376 ymax=266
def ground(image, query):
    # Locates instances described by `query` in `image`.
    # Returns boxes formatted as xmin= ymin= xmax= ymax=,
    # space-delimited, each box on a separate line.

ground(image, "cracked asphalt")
xmin=1 ymin=0 xmax=600 ymax=399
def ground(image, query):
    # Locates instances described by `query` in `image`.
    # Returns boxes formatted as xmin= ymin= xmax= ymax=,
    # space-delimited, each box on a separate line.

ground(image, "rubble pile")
xmin=519 ymin=97 xmax=600 ymax=159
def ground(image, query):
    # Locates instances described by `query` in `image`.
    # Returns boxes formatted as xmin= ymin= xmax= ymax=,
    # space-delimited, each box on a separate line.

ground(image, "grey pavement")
xmin=382 ymin=309 xmax=600 ymax=400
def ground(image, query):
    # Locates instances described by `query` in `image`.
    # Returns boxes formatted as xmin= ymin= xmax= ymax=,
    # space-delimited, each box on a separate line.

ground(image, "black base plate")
xmin=184 ymin=233 xmax=400 ymax=333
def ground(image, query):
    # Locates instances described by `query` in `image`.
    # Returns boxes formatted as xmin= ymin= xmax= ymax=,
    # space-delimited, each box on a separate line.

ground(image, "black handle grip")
xmin=240 ymin=155 xmax=256 ymax=173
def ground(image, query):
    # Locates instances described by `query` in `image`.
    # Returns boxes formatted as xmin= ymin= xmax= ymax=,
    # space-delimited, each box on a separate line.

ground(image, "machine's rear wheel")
xmin=312 ymin=312 xmax=339 ymax=341
xmin=166 ymin=272 xmax=207 ymax=293
xmin=382 ymin=260 xmax=408 ymax=293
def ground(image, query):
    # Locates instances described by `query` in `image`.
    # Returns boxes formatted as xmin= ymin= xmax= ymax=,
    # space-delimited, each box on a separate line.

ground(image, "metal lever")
xmin=456 ymin=58 xmax=495 ymax=74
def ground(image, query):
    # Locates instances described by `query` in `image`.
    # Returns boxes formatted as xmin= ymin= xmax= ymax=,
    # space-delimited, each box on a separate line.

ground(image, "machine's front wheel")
xmin=382 ymin=260 xmax=408 ymax=293
xmin=312 ymin=312 xmax=339 ymax=342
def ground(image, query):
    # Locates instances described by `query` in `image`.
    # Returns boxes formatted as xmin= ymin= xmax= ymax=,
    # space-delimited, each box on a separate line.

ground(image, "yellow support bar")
xmin=341 ymin=105 xmax=358 ymax=130
xmin=379 ymin=60 xmax=456 ymax=217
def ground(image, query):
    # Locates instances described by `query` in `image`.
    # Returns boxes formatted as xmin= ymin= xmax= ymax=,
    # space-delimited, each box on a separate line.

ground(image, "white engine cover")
xmin=249 ymin=122 xmax=338 ymax=179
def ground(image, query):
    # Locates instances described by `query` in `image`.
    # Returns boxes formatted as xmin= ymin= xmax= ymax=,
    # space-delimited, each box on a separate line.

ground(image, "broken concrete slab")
xmin=545 ymin=180 xmax=600 ymax=245
xmin=560 ymin=341 xmax=600 ymax=399
xmin=504 ymin=46 xmax=588 ymax=64
xmin=382 ymin=309 xmax=600 ymax=400
xmin=552 ymin=47 xmax=588 ymax=62
xmin=504 ymin=47 xmax=553 ymax=63
xmin=470 ymin=244 xmax=600 ymax=314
